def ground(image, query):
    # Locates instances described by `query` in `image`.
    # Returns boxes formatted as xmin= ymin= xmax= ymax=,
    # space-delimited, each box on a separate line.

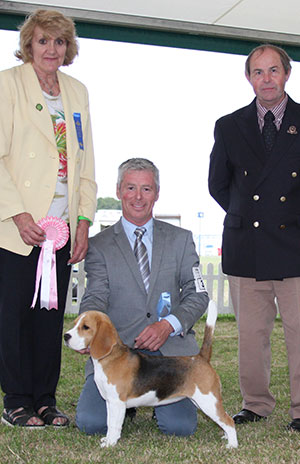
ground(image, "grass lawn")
xmin=0 ymin=315 xmax=298 ymax=464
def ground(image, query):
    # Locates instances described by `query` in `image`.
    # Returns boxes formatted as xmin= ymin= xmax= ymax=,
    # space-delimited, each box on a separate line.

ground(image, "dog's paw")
xmin=223 ymin=434 xmax=238 ymax=449
xmin=226 ymin=442 xmax=238 ymax=449
xmin=100 ymin=437 xmax=117 ymax=448
xmin=222 ymin=430 xmax=238 ymax=449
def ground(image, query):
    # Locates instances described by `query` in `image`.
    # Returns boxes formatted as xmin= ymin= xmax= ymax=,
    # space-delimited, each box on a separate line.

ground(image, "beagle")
xmin=64 ymin=301 xmax=238 ymax=449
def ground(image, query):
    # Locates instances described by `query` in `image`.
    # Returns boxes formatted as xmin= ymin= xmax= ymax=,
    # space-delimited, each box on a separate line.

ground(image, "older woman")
xmin=0 ymin=9 xmax=97 ymax=427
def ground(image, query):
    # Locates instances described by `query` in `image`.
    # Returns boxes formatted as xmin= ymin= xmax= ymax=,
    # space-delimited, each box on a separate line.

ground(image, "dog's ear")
xmin=90 ymin=318 xmax=118 ymax=359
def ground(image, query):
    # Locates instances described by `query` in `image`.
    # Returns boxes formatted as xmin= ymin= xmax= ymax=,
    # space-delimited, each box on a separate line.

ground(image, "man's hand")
xmin=134 ymin=319 xmax=174 ymax=351
xmin=68 ymin=220 xmax=90 ymax=265
xmin=13 ymin=212 xmax=45 ymax=246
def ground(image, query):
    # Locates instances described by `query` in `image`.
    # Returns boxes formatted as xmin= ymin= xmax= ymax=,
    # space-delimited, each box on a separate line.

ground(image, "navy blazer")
xmin=209 ymin=96 xmax=300 ymax=280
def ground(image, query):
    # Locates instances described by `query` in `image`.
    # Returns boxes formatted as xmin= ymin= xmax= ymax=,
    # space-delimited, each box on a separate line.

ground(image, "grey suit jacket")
xmin=80 ymin=218 xmax=209 ymax=376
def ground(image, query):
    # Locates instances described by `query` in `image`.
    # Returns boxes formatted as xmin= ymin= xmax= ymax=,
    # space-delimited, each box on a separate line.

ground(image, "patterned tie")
xmin=134 ymin=227 xmax=150 ymax=292
xmin=262 ymin=110 xmax=277 ymax=152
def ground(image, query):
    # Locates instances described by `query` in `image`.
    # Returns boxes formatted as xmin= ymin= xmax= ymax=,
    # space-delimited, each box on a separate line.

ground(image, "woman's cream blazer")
xmin=0 ymin=63 xmax=97 ymax=255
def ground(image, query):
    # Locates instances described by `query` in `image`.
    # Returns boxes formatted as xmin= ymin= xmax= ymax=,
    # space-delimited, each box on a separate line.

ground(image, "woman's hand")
xmin=13 ymin=212 xmax=45 ymax=246
xmin=68 ymin=219 xmax=90 ymax=265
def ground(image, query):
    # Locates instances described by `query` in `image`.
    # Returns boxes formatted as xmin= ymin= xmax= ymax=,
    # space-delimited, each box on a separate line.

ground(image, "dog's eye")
xmin=82 ymin=324 xmax=89 ymax=330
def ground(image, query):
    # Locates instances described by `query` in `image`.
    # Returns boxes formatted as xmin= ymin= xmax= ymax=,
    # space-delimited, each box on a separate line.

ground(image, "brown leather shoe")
xmin=233 ymin=409 xmax=266 ymax=424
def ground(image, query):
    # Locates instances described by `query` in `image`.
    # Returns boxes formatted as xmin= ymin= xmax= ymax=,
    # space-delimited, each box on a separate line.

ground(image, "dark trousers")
xmin=0 ymin=241 xmax=71 ymax=410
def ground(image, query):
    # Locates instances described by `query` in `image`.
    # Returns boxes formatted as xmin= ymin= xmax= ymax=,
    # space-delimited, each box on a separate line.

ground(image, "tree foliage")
xmin=97 ymin=197 xmax=122 ymax=210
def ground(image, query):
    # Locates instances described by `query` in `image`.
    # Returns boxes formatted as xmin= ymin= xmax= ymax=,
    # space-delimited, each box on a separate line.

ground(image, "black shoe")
xmin=233 ymin=409 xmax=266 ymax=424
xmin=287 ymin=418 xmax=300 ymax=431
xmin=125 ymin=408 xmax=136 ymax=421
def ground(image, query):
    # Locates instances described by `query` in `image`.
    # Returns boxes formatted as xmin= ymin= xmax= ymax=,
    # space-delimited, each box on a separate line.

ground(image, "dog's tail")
xmin=199 ymin=300 xmax=218 ymax=363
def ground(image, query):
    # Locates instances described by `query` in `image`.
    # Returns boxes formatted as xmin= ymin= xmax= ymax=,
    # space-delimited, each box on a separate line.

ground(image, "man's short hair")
xmin=117 ymin=158 xmax=160 ymax=192
xmin=245 ymin=44 xmax=292 ymax=76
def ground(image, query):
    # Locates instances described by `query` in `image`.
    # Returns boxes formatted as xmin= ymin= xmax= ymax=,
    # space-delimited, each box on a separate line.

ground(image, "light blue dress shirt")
xmin=121 ymin=216 xmax=182 ymax=336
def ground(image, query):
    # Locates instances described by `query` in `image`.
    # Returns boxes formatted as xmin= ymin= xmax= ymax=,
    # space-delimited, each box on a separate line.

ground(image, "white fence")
xmin=201 ymin=263 xmax=233 ymax=314
xmin=65 ymin=261 xmax=234 ymax=315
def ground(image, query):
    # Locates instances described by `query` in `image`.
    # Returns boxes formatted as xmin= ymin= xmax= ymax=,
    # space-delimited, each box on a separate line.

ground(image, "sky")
xmin=2 ymin=29 xmax=300 ymax=243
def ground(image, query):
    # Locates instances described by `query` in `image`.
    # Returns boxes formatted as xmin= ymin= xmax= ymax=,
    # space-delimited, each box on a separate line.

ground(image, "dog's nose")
xmin=64 ymin=333 xmax=71 ymax=342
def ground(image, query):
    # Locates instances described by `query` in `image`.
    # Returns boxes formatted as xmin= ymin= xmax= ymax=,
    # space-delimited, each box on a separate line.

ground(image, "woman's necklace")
xmin=37 ymin=74 xmax=58 ymax=96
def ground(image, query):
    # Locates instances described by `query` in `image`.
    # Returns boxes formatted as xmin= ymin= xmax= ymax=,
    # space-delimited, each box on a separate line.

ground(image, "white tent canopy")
xmin=1 ymin=0 xmax=300 ymax=47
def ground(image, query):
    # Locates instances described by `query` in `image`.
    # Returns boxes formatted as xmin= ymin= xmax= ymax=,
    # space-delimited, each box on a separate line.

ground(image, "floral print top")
xmin=43 ymin=92 xmax=69 ymax=222
xmin=52 ymin=112 xmax=67 ymax=178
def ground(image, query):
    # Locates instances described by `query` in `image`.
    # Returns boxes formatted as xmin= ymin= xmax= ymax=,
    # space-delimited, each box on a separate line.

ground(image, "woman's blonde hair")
xmin=15 ymin=9 xmax=79 ymax=65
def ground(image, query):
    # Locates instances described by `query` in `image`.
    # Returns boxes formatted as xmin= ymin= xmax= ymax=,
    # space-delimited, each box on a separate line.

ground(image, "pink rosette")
xmin=31 ymin=217 xmax=69 ymax=310
xmin=37 ymin=216 xmax=69 ymax=250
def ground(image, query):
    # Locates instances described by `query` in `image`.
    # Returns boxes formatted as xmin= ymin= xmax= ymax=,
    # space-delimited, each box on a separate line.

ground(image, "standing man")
xmin=76 ymin=157 xmax=209 ymax=436
xmin=209 ymin=44 xmax=300 ymax=431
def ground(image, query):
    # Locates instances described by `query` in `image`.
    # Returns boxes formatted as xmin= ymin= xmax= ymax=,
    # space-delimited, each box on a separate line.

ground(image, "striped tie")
xmin=134 ymin=227 xmax=150 ymax=292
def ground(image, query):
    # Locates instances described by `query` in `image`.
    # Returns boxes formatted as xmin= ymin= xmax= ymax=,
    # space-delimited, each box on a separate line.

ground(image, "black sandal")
xmin=39 ymin=406 xmax=69 ymax=427
xmin=2 ymin=407 xmax=45 ymax=429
